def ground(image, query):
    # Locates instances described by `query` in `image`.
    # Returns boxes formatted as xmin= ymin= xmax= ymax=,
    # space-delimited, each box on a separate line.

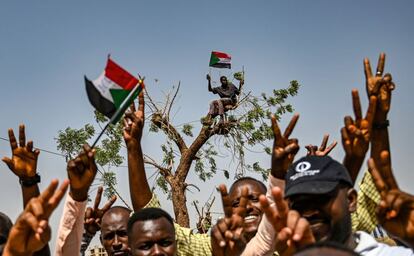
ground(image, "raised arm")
xmin=364 ymin=53 xmax=395 ymax=166
xmin=368 ymin=152 xmax=414 ymax=248
xmin=124 ymin=92 xmax=152 ymax=211
xmin=207 ymin=74 xmax=214 ymax=92
xmin=341 ymin=89 xmax=377 ymax=182
xmin=55 ymin=144 xmax=98 ymax=256
xmin=271 ymin=114 xmax=300 ymax=180
xmin=3 ymin=179 xmax=69 ymax=256
xmin=2 ymin=125 xmax=40 ymax=208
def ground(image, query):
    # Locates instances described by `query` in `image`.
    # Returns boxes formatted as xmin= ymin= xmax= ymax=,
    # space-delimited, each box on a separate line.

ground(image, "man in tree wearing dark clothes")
xmin=206 ymin=74 xmax=243 ymax=123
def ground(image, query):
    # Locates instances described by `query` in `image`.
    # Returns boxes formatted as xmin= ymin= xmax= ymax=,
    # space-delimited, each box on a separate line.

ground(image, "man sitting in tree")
xmin=206 ymin=74 xmax=243 ymax=123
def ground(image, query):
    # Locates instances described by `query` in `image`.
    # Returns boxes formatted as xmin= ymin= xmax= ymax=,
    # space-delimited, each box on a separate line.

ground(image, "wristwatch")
xmin=19 ymin=173 xmax=41 ymax=187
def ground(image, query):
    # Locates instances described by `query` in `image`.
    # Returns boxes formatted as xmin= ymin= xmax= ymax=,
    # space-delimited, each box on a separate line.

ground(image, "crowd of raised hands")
xmin=0 ymin=53 xmax=413 ymax=256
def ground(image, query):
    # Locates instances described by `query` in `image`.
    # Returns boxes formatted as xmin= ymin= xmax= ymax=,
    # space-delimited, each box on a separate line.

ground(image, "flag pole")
xmin=91 ymin=79 xmax=144 ymax=148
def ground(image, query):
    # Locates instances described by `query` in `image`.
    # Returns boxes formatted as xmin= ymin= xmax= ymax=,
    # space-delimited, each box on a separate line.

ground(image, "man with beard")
xmin=256 ymin=155 xmax=414 ymax=255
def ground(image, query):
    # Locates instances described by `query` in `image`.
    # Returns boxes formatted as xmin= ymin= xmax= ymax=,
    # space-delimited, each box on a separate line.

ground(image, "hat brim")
xmin=284 ymin=180 xmax=339 ymax=198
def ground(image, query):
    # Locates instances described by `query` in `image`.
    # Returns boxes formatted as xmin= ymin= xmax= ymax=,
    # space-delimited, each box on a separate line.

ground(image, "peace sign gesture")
xmin=2 ymin=124 xmax=40 ymax=179
xmin=342 ymin=90 xmax=377 ymax=181
xmin=211 ymin=184 xmax=248 ymax=256
xmin=368 ymin=152 xmax=414 ymax=248
xmin=305 ymin=134 xmax=337 ymax=157
xmin=364 ymin=53 xmax=395 ymax=120
xmin=271 ymin=114 xmax=300 ymax=179
xmin=84 ymin=186 xmax=117 ymax=235
xmin=123 ymin=91 xmax=145 ymax=147
xmin=259 ymin=187 xmax=315 ymax=256
xmin=3 ymin=179 xmax=69 ymax=255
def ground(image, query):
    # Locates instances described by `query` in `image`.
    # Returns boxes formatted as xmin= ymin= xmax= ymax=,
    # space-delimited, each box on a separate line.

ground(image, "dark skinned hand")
xmin=364 ymin=52 xmax=395 ymax=122
xmin=259 ymin=187 xmax=315 ymax=256
xmin=2 ymin=124 xmax=40 ymax=179
xmin=84 ymin=186 xmax=117 ymax=235
xmin=305 ymin=134 xmax=337 ymax=156
xmin=123 ymin=92 xmax=145 ymax=147
xmin=368 ymin=151 xmax=414 ymax=248
xmin=271 ymin=114 xmax=300 ymax=179
xmin=3 ymin=179 xmax=69 ymax=256
xmin=342 ymin=89 xmax=377 ymax=181
xmin=211 ymin=184 xmax=248 ymax=256
xmin=67 ymin=144 xmax=97 ymax=202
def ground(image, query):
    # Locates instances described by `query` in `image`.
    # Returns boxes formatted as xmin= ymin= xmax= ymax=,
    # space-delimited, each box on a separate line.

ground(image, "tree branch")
xmin=143 ymin=155 xmax=172 ymax=177
xmin=151 ymin=113 xmax=188 ymax=154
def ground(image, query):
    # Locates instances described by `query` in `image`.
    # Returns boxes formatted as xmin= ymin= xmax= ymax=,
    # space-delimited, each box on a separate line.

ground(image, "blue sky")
xmin=1 ymin=0 xmax=413 ymax=250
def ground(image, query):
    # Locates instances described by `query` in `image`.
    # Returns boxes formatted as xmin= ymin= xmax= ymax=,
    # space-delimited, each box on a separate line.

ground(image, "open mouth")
xmin=244 ymin=214 xmax=259 ymax=223
xmin=113 ymin=250 xmax=128 ymax=256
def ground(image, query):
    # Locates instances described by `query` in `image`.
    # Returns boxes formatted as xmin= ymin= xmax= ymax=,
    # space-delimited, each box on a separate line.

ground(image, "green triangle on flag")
xmin=110 ymin=89 xmax=131 ymax=109
xmin=209 ymin=54 xmax=220 ymax=66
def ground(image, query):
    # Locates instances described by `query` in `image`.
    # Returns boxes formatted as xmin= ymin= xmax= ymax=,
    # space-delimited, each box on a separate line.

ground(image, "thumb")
xmin=2 ymin=157 xmax=14 ymax=170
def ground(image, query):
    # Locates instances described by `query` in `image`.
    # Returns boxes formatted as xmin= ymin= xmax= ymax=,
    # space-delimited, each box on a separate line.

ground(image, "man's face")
xmin=220 ymin=77 xmax=228 ymax=86
xmin=100 ymin=209 xmax=130 ymax=256
xmin=288 ymin=186 xmax=355 ymax=243
xmin=229 ymin=180 xmax=266 ymax=240
xmin=129 ymin=217 xmax=176 ymax=256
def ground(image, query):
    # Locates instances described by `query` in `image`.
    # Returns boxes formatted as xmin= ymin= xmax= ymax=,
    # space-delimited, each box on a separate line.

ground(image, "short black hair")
xmin=102 ymin=205 xmax=132 ymax=220
xmin=220 ymin=76 xmax=227 ymax=80
xmin=0 ymin=211 xmax=12 ymax=230
xmin=127 ymin=208 xmax=174 ymax=236
xmin=295 ymin=241 xmax=360 ymax=256
xmin=229 ymin=177 xmax=267 ymax=194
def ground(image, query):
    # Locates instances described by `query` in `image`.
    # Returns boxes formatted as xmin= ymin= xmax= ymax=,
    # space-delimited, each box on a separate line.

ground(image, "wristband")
xmin=19 ymin=173 xmax=41 ymax=187
xmin=373 ymin=120 xmax=389 ymax=129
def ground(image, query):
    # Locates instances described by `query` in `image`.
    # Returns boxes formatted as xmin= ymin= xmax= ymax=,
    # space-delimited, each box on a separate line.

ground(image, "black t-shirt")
xmin=212 ymin=83 xmax=240 ymax=102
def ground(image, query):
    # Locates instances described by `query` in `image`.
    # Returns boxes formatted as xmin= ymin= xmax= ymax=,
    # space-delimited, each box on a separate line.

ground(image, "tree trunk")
xmin=170 ymin=177 xmax=190 ymax=227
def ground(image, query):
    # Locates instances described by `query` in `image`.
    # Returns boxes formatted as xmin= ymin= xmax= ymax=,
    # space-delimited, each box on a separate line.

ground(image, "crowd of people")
xmin=1 ymin=52 xmax=413 ymax=256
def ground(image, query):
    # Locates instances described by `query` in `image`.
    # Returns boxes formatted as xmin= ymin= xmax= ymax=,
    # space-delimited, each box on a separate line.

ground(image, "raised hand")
xmin=305 ymin=134 xmax=337 ymax=156
xmin=123 ymin=92 xmax=145 ymax=146
xmin=211 ymin=184 xmax=248 ymax=256
xmin=271 ymin=114 xmax=300 ymax=179
xmin=67 ymin=144 xmax=97 ymax=202
xmin=259 ymin=187 xmax=315 ymax=256
xmin=3 ymin=179 xmax=69 ymax=256
xmin=84 ymin=186 xmax=117 ymax=235
xmin=2 ymin=124 xmax=40 ymax=179
xmin=368 ymin=152 xmax=414 ymax=248
xmin=342 ymin=90 xmax=376 ymax=182
xmin=364 ymin=53 xmax=395 ymax=120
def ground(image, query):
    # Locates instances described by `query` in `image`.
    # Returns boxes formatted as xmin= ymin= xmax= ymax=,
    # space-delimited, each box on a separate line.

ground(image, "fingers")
xmin=39 ymin=179 xmax=59 ymax=203
xmin=138 ymin=91 xmax=145 ymax=115
xmin=376 ymin=52 xmax=386 ymax=77
xmin=93 ymin=186 xmax=103 ymax=210
xmin=341 ymin=127 xmax=351 ymax=154
xmin=379 ymin=151 xmax=398 ymax=190
xmin=292 ymin=217 xmax=311 ymax=242
xmin=364 ymin=58 xmax=373 ymax=79
xmin=305 ymin=145 xmax=316 ymax=156
xmin=101 ymin=195 xmax=117 ymax=212
xmin=2 ymin=157 xmax=13 ymax=170
xmin=324 ymin=141 xmax=337 ymax=155
xmin=19 ymin=124 xmax=26 ymax=147
xmin=218 ymin=184 xmax=232 ymax=218
xmin=272 ymin=187 xmax=288 ymax=221
xmin=283 ymin=114 xmax=299 ymax=139
xmin=271 ymin=115 xmax=282 ymax=141
xmin=319 ymin=134 xmax=329 ymax=151
xmin=8 ymin=128 xmax=18 ymax=150
xmin=85 ymin=207 xmax=93 ymax=220
xmin=368 ymin=158 xmax=388 ymax=198
xmin=45 ymin=179 xmax=69 ymax=217
xmin=352 ymin=89 xmax=363 ymax=122
xmin=213 ymin=219 xmax=228 ymax=247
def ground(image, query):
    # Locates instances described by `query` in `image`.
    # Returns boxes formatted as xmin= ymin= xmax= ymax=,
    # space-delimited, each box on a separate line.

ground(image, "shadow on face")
xmin=100 ymin=208 xmax=131 ymax=256
xmin=129 ymin=217 xmax=176 ymax=256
